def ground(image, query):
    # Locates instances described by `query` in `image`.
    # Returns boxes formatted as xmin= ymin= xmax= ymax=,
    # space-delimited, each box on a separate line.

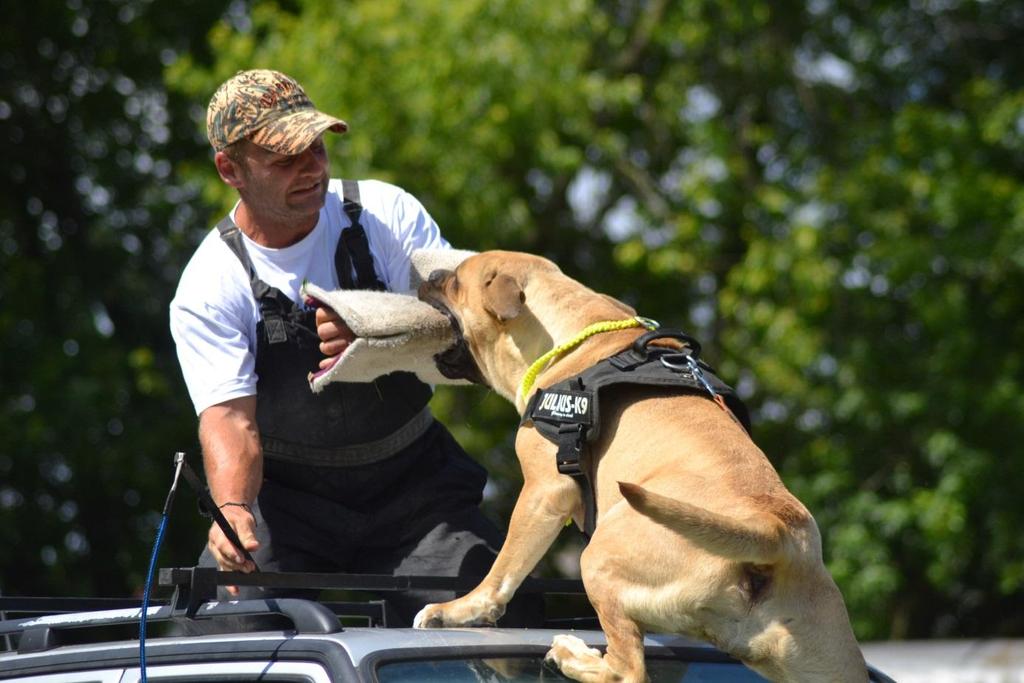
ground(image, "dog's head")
xmin=420 ymin=250 xmax=641 ymax=406
xmin=418 ymin=251 xmax=562 ymax=401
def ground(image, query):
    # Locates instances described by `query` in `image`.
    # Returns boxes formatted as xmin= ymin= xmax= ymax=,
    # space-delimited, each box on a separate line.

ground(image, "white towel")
xmin=301 ymin=248 xmax=475 ymax=392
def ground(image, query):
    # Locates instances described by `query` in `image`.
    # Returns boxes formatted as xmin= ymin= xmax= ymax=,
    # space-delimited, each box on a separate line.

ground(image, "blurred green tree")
xmin=0 ymin=0 xmax=230 ymax=597
xmin=2 ymin=0 xmax=1021 ymax=642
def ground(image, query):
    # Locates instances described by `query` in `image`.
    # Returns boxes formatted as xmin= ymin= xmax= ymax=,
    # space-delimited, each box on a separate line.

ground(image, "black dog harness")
xmin=520 ymin=328 xmax=751 ymax=537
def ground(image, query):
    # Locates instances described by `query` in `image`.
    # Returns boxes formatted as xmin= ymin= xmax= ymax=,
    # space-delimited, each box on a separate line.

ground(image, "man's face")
xmin=232 ymin=136 xmax=331 ymax=224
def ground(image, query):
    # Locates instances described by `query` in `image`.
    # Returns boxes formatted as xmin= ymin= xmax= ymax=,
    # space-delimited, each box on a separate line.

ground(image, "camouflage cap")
xmin=206 ymin=69 xmax=347 ymax=156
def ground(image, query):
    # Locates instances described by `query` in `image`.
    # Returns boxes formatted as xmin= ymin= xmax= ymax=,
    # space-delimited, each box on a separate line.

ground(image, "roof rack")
xmin=159 ymin=566 xmax=586 ymax=620
xmin=0 ymin=567 xmax=591 ymax=654
xmin=0 ymin=598 xmax=340 ymax=654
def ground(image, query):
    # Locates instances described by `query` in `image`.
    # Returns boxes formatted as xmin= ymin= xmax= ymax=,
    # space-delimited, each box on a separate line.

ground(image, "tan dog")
xmin=413 ymin=250 xmax=867 ymax=683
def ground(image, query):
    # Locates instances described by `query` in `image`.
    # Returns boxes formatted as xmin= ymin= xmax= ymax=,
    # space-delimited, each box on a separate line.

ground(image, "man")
xmin=170 ymin=69 xmax=535 ymax=627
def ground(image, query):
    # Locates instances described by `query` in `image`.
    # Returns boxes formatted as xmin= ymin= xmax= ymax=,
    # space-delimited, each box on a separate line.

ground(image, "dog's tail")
xmin=618 ymin=482 xmax=788 ymax=564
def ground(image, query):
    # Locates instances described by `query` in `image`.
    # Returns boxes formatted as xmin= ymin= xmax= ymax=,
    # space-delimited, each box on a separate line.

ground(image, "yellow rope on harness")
xmin=517 ymin=316 xmax=659 ymax=403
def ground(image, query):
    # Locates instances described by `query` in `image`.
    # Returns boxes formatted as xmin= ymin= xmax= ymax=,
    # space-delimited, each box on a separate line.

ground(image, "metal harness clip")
xmin=555 ymin=423 xmax=587 ymax=476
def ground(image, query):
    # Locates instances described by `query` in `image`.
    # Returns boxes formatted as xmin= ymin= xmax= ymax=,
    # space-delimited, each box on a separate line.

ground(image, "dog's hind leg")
xmin=547 ymin=537 xmax=649 ymax=683
xmin=546 ymin=603 xmax=648 ymax=683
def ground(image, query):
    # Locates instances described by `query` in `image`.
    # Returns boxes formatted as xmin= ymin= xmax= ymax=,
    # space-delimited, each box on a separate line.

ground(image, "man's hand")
xmin=315 ymin=306 xmax=356 ymax=368
xmin=207 ymin=503 xmax=260 ymax=596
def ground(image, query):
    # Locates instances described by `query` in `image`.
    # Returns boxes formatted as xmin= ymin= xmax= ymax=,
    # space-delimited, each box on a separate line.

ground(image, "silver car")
xmin=0 ymin=595 xmax=896 ymax=682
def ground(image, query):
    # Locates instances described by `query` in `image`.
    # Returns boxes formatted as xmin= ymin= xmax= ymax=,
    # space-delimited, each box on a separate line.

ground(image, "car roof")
xmin=1 ymin=625 xmax=717 ymax=668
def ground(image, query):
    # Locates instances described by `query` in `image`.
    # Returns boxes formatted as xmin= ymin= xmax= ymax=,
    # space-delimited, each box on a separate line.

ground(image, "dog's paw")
xmin=413 ymin=598 xmax=505 ymax=628
xmin=546 ymin=634 xmax=603 ymax=666
xmin=413 ymin=604 xmax=447 ymax=629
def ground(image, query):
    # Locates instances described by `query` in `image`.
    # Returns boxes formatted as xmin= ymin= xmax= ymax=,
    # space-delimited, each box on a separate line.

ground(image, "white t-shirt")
xmin=170 ymin=179 xmax=448 ymax=415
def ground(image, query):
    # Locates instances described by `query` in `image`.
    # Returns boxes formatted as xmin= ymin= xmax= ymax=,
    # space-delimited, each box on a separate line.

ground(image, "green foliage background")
xmin=2 ymin=0 xmax=1022 ymax=641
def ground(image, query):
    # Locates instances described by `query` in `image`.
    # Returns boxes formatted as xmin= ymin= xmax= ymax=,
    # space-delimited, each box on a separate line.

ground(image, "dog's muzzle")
xmin=420 ymin=295 xmax=487 ymax=386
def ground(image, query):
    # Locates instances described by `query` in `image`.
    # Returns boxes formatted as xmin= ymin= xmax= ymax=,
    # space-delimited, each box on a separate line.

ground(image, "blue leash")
xmin=140 ymin=453 xmax=184 ymax=682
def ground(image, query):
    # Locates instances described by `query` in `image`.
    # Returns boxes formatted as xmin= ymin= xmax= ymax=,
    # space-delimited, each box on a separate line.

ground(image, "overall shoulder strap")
xmin=215 ymin=215 xmax=292 ymax=343
xmin=216 ymin=216 xmax=273 ymax=301
xmin=335 ymin=180 xmax=386 ymax=291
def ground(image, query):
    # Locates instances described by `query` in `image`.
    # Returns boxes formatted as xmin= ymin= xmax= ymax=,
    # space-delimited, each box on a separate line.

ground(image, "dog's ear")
xmin=483 ymin=273 xmax=524 ymax=322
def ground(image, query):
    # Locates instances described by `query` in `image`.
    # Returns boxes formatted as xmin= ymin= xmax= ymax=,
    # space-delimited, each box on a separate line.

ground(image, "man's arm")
xmin=198 ymin=395 xmax=262 ymax=590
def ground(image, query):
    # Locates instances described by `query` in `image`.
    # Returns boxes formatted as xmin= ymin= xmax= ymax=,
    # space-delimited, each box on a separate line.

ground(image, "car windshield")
xmin=376 ymin=656 xmax=769 ymax=682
